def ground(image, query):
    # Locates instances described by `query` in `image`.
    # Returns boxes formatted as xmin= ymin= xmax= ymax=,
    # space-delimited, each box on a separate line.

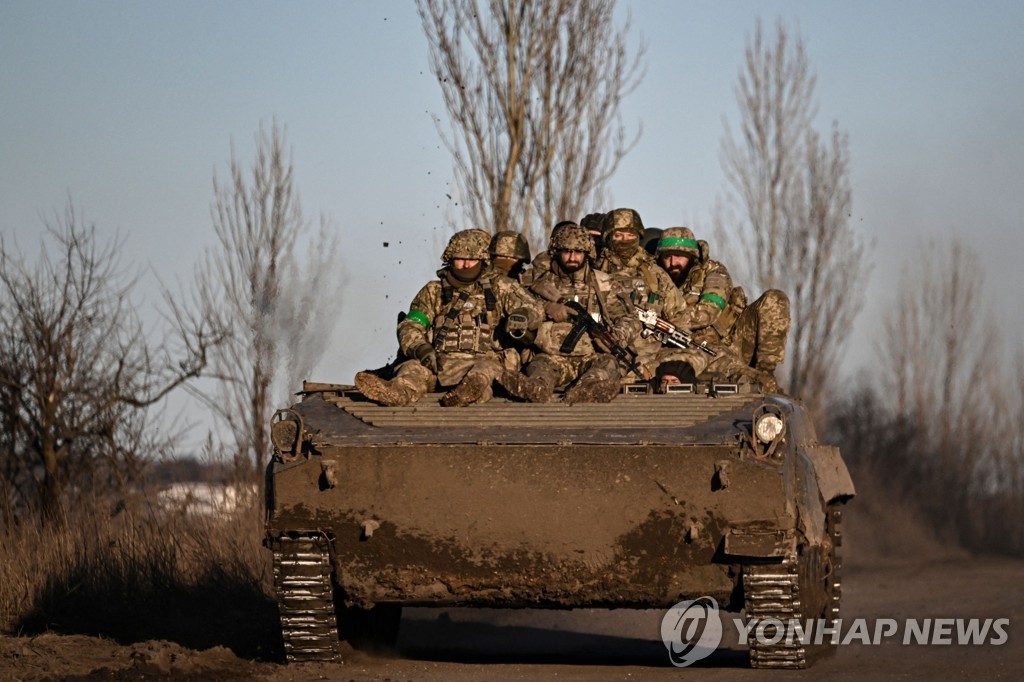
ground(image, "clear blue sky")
xmin=3 ymin=1 xmax=1023 ymax=408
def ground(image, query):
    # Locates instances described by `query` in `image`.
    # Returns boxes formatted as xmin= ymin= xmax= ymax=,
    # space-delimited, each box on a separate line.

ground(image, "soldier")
xmin=499 ymin=223 xmax=641 ymax=404
xmin=579 ymin=212 xmax=607 ymax=261
xmin=355 ymin=229 xmax=543 ymax=407
xmin=656 ymin=227 xmax=791 ymax=390
xmin=528 ymin=220 xmax=578 ymax=280
xmin=489 ymin=230 xmax=535 ymax=370
xmin=595 ymin=208 xmax=687 ymax=379
xmin=488 ymin=230 xmax=532 ymax=282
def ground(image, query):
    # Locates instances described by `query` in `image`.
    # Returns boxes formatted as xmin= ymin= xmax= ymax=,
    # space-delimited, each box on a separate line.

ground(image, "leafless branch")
xmin=418 ymin=0 xmax=645 ymax=248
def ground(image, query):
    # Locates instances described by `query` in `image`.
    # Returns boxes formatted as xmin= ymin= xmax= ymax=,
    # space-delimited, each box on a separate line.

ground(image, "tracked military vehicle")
xmin=264 ymin=380 xmax=854 ymax=669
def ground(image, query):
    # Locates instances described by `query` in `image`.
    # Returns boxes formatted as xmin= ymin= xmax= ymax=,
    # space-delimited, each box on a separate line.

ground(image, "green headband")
xmin=659 ymin=237 xmax=698 ymax=250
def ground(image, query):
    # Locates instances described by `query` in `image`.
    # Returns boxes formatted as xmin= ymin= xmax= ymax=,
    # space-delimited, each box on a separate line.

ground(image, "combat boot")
xmin=725 ymin=367 xmax=779 ymax=394
xmin=498 ymin=370 xmax=551 ymax=403
xmin=355 ymin=371 xmax=416 ymax=407
xmin=441 ymin=373 xmax=490 ymax=407
xmin=756 ymin=371 xmax=779 ymax=394
xmin=564 ymin=376 xmax=620 ymax=404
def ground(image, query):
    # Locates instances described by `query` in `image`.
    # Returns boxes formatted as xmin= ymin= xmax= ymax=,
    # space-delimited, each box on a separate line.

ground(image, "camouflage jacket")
xmin=675 ymin=258 xmax=745 ymax=343
xmin=528 ymin=261 xmax=640 ymax=358
xmin=397 ymin=267 xmax=543 ymax=357
xmin=597 ymin=246 xmax=687 ymax=359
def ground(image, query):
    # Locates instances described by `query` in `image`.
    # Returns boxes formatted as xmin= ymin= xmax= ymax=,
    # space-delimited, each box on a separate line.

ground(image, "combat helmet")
xmin=441 ymin=228 xmax=491 ymax=263
xmin=656 ymin=227 xmax=700 ymax=260
xmin=548 ymin=222 xmax=596 ymax=260
xmin=601 ymin=208 xmax=645 ymax=242
xmin=489 ymin=231 xmax=532 ymax=264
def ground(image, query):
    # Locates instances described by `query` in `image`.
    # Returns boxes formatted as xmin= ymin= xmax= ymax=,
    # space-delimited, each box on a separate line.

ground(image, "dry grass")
xmin=0 ymin=490 xmax=281 ymax=659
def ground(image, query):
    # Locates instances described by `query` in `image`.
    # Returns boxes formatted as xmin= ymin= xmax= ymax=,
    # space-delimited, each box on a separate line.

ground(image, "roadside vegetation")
xmin=0 ymin=475 xmax=278 ymax=657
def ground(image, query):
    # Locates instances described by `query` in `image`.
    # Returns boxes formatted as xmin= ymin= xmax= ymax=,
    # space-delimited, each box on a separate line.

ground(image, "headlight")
xmin=749 ymin=404 xmax=787 ymax=458
xmin=271 ymin=409 xmax=304 ymax=460
xmin=755 ymin=413 xmax=785 ymax=444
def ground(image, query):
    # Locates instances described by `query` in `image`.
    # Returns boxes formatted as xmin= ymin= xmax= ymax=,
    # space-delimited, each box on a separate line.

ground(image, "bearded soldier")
xmin=355 ymin=229 xmax=543 ymax=407
xmin=656 ymin=227 xmax=791 ymax=391
xmin=499 ymin=223 xmax=641 ymax=404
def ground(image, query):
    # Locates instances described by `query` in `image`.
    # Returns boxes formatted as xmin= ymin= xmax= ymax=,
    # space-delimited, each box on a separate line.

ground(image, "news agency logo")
xmin=660 ymin=601 xmax=1010 ymax=667
xmin=660 ymin=596 xmax=723 ymax=667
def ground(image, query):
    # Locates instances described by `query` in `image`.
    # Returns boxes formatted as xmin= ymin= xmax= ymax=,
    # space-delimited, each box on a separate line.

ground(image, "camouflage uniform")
xmin=356 ymin=229 xmax=543 ymax=407
xmin=656 ymin=227 xmax=791 ymax=389
xmin=489 ymin=230 xmax=535 ymax=370
xmin=596 ymin=208 xmax=687 ymax=378
xmin=499 ymin=223 xmax=640 ymax=404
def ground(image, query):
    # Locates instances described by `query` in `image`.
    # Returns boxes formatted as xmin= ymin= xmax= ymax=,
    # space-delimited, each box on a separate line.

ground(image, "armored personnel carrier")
xmin=264 ymin=380 xmax=854 ymax=668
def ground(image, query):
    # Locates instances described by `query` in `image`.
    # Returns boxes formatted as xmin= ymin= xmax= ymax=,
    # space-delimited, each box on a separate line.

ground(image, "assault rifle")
xmin=561 ymin=300 xmax=646 ymax=378
xmin=635 ymin=308 xmax=717 ymax=356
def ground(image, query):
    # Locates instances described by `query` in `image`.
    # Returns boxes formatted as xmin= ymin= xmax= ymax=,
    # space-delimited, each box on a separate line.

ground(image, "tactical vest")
xmin=432 ymin=278 xmax=499 ymax=354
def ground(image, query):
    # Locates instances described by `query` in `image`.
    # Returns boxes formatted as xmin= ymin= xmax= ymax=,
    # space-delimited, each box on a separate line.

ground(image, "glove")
xmin=544 ymin=301 xmax=572 ymax=323
xmin=414 ymin=343 xmax=438 ymax=373
xmin=592 ymin=334 xmax=613 ymax=353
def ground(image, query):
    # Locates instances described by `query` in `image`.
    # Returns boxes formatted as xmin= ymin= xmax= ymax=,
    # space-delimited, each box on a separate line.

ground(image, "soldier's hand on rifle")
xmin=544 ymin=301 xmax=572 ymax=323
xmin=592 ymin=334 xmax=613 ymax=353
xmin=611 ymin=317 xmax=640 ymax=347
xmin=414 ymin=343 xmax=439 ymax=373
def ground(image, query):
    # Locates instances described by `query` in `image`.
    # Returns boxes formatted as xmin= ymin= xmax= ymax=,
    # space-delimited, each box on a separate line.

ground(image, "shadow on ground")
xmin=13 ymin=570 xmax=283 ymax=661
xmin=393 ymin=608 xmax=750 ymax=668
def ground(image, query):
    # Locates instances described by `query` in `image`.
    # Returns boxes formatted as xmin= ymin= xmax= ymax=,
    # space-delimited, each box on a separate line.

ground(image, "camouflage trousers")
xmin=524 ymin=353 xmax=621 ymax=391
xmin=727 ymin=289 xmax=790 ymax=372
xmin=651 ymin=344 xmax=748 ymax=383
xmin=392 ymin=352 xmax=504 ymax=402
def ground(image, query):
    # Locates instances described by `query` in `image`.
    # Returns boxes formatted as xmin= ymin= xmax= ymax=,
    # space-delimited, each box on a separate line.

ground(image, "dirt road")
xmin=2 ymin=510 xmax=1021 ymax=681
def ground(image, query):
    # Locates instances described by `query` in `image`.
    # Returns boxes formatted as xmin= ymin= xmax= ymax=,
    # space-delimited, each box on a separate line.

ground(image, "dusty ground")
xmin=3 ymin=502 xmax=1022 ymax=681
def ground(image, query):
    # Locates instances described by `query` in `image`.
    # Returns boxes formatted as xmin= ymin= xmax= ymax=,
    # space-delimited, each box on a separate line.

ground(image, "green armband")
xmin=406 ymin=309 xmax=431 ymax=328
xmin=700 ymin=293 xmax=728 ymax=310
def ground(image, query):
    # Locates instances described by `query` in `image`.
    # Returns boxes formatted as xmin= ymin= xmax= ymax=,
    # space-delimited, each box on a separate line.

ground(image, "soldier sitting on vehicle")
xmin=498 ymin=222 xmax=641 ymax=404
xmin=595 ymin=207 xmax=688 ymax=381
xmin=355 ymin=229 xmax=543 ymax=407
xmin=579 ymin=212 xmax=607 ymax=262
xmin=488 ymin=230 xmax=532 ymax=284
xmin=527 ymin=220 xmax=578 ymax=281
xmin=655 ymin=227 xmax=790 ymax=391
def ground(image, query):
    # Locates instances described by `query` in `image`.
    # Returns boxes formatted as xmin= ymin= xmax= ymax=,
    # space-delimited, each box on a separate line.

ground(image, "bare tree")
xmin=0 ymin=203 xmax=216 ymax=522
xmin=877 ymin=238 xmax=1024 ymax=555
xmin=718 ymin=18 xmax=869 ymax=405
xmin=418 ymin=0 xmax=645 ymax=247
xmin=189 ymin=122 xmax=343 ymax=477
xmin=880 ymin=239 xmax=1004 ymax=527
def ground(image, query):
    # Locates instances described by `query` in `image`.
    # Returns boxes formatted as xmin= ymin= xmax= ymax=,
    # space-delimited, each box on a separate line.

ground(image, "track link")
xmin=744 ymin=560 xmax=806 ymax=668
xmin=271 ymin=534 xmax=342 ymax=663
xmin=743 ymin=505 xmax=843 ymax=669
